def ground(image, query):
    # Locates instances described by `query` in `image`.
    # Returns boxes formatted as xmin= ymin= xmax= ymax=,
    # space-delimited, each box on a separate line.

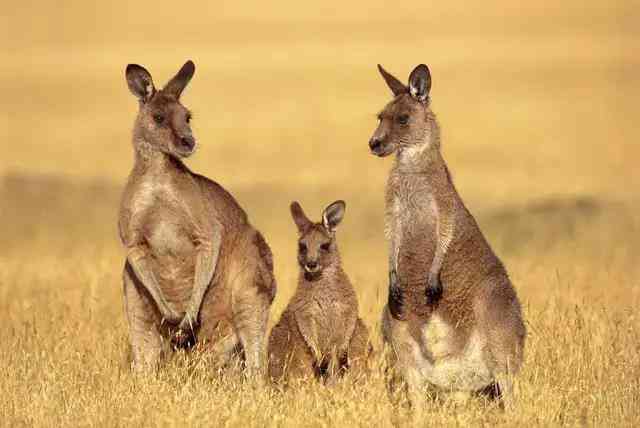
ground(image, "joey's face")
xmin=297 ymin=226 xmax=336 ymax=281
xmin=290 ymin=200 xmax=346 ymax=282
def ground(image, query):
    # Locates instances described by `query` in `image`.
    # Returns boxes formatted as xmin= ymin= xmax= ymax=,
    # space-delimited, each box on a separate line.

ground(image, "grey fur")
xmin=268 ymin=201 xmax=371 ymax=383
xmin=119 ymin=61 xmax=276 ymax=374
xmin=370 ymin=64 xmax=526 ymax=407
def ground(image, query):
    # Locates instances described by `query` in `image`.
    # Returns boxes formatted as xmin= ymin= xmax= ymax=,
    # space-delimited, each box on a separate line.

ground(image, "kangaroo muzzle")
xmin=304 ymin=261 xmax=319 ymax=273
xmin=174 ymin=134 xmax=196 ymax=157
xmin=369 ymin=135 xmax=394 ymax=157
xmin=179 ymin=135 xmax=195 ymax=152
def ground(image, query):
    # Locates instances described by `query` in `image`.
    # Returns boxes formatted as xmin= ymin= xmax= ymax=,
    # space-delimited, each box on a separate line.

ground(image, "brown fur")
xmin=119 ymin=61 xmax=276 ymax=374
xmin=370 ymin=64 xmax=526 ymax=406
xmin=268 ymin=201 xmax=372 ymax=384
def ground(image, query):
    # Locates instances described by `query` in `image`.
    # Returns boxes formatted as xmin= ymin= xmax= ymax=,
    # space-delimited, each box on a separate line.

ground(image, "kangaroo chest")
xmin=386 ymin=175 xmax=438 ymax=284
xmin=145 ymin=212 xmax=195 ymax=258
xmin=124 ymin=177 xmax=200 ymax=271
xmin=300 ymin=293 xmax=355 ymax=353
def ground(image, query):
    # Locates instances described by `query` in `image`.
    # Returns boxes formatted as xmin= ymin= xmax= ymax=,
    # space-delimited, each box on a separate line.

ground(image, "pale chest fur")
xmin=125 ymin=177 xmax=197 ymax=253
xmin=385 ymin=172 xmax=437 ymax=270
xmin=120 ymin=174 xmax=202 ymax=296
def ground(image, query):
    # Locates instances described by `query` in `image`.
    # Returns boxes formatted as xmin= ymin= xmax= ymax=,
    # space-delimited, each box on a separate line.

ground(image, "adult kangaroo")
xmin=369 ymin=64 xmax=525 ymax=407
xmin=119 ymin=60 xmax=276 ymax=375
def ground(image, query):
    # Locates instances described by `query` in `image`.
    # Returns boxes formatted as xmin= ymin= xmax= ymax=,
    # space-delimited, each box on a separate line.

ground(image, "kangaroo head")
xmin=125 ymin=60 xmax=196 ymax=159
xmin=369 ymin=64 xmax=439 ymax=160
xmin=290 ymin=200 xmax=346 ymax=281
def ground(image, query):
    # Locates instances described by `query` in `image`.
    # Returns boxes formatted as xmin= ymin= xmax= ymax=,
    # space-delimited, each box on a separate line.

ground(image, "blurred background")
xmin=2 ymin=1 xmax=640 ymax=425
xmin=2 ymin=0 xmax=639 ymax=310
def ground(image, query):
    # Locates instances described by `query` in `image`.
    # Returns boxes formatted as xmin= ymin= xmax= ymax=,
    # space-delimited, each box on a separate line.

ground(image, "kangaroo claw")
xmin=426 ymin=272 xmax=443 ymax=305
xmin=388 ymin=270 xmax=405 ymax=320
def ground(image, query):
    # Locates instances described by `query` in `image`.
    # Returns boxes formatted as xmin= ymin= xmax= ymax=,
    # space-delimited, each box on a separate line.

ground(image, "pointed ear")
xmin=290 ymin=201 xmax=311 ymax=233
xmin=322 ymin=200 xmax=346 ymax=233
xmin=126 ymin=64 xmax=155 ymax=103
xmin=163 ymin=60 xmax=195 ymax=99
xmin=408 ymin=64 xmax=431 ymax=103
xmin=377 ymin=64 xmax=407 ymax=97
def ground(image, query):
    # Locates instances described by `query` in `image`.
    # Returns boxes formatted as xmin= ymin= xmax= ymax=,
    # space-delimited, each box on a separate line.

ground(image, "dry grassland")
xmin=1 ymin=1 xmax=639 ymax=426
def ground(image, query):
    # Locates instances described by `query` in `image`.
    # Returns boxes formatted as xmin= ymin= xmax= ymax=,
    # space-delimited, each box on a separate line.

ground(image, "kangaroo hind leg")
xmin=123 ymin=262 xmax=170 ymax=373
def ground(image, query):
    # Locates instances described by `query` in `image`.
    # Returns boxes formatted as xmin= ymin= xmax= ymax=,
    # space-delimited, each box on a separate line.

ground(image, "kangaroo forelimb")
xmin=127 ymin=246 xmax=182 ymax=324
xmin=177 ymin=227 xmax=222 ymax=334
xmin=427 ymin=196 xmax=455 ymax=303
xmin=295 ymin=311 xmax=321 ymax=362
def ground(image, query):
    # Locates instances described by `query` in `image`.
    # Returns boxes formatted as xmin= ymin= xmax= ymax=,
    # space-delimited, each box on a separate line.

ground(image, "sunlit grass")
xmin=1 ymin=1 xmax=639 ymax=426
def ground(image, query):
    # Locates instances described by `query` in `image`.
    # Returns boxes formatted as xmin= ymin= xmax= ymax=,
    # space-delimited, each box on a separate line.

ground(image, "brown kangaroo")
xmin=119 ymin=60 xmax=276 ymax=374
xmin=268 ymin=201 xmax=371 ymax=383
xmin=369 ymin=64 xmax=525 ymax=407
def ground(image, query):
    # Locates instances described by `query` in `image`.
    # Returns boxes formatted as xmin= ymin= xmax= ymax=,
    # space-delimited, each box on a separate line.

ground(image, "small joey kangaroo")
xmin=268 ymin=200 xmax=371 ymax=384
xmin=119 ymin=60 xmax=276 ymax=375
xmin=369 ymin=64 xmax=526 ymax=408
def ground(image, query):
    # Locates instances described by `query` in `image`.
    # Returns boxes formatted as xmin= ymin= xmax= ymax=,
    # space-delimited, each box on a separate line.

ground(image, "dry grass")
xmin=1 ymin=1 xmax=639 ymax=426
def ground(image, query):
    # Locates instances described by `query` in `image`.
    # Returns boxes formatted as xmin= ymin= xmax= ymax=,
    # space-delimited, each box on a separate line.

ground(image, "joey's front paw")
xmin=426 ymin=272 xmax=443 ymax=305
xmin=171 ymin=313 xmax=198 ymax=349
xmin=388 ymin=270 xmax=405 ymax=320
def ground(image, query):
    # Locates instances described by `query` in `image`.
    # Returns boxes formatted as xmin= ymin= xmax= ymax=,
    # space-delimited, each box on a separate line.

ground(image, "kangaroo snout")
xmin=369 ymin=135 xmax=394 ymax=157
xmin=369 ymin=136 xmax=384 ymax=152
xmin=181 ymin=135 xmax=195 ymax=150
xmin=305 ymin=261 xmax=319 ymax=272
xmin=175 ymin=135 xmax=196 ymax=155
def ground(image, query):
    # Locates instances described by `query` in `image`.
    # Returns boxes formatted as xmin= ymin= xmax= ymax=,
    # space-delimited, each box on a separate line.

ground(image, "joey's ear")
xmin=377 ymin=64 xmax=407 ymax=97
xmin=163 ymin=60 xmax=195 ymax=99
xmin=322 ymin=200 xmax=346 ymax=232
xmin=408 ymin=64 xmax=431 ymax=103
xmin=126 ymin=64 xmax=155 ymax=103
xmin=290 ymin=201 xmax=311 ymax=233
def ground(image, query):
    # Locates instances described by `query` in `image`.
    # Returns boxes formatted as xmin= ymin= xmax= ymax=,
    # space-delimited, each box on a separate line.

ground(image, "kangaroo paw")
xmin=171 ymin=313 xmax=198 ymax=349
xmin=388 ymin=270 xmax=405 ymax=320
xmin=425 ymin=272 xmax=443 ymax=305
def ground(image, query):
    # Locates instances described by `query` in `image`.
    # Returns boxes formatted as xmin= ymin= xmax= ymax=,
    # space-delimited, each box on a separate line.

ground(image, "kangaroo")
xmin=268 ymin=201 xmax=371 ymax=383
xmin=369 ymin=64 xmax=526 ymax=407
xmin=119 ymin=60 xmax=276 ymax=375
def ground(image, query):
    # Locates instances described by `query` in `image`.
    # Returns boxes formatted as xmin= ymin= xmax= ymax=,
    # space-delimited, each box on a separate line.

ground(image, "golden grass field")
xmin=2 ymin=1 xmax=640 ymax=426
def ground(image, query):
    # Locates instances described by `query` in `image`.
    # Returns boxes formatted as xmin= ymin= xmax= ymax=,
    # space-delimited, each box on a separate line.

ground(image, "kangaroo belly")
xmin=146 ymin=218 xmax=197 ymax=306
xmin=416 ymin=316 xmax=493 ymax=391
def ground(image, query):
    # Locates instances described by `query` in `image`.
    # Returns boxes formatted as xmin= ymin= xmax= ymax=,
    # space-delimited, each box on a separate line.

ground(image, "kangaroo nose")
xmin=306 ymin=261 xmax=318 ymax=270
xmin=369 ymin=137 xmax=383 ymax=151
xmin=180 ymin=136 xmax=195 ymax=150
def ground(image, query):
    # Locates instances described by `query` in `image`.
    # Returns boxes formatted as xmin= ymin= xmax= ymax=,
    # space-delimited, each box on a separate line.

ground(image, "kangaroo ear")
xmin=408 ymin=64 xmax=431 ymax=103
xmin=377 ymin=64 xmax=407 ymax=97
xmin=322 ymin=200 xmax=346 ymax=232
xmin=163 ymin=60 xmax=195 ymax=99
xmin=126 ymin=64 xmax=155 ymax=103
xmin=290 ymin=201 xmax=311 ymax=233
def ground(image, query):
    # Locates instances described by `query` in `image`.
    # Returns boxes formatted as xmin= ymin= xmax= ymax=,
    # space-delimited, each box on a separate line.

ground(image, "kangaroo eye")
xmin=397 ymin=114 xmax=409 ymax=125
xmin=153 ymin=114 xmax=165 ymax=125
xmin=320 ymin=243 xmax=331 ymax=252
xmin=298 ymin=242 xmax=307 ymax=253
